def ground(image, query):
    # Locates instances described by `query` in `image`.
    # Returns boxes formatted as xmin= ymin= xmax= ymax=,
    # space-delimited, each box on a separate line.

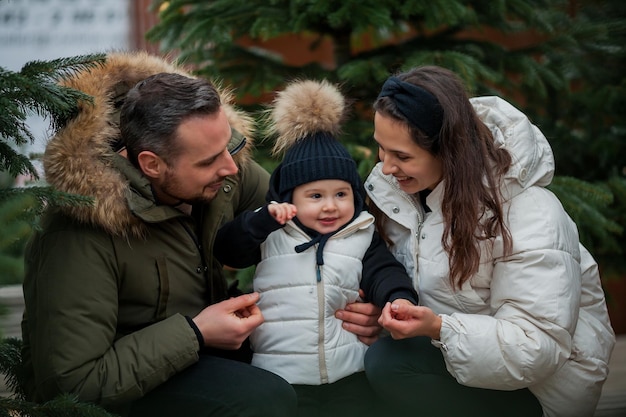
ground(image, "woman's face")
xmin=374 ymin=112 xmax=443 ymax=194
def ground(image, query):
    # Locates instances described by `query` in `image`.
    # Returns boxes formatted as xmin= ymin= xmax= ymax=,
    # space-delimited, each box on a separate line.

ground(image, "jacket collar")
xmin=111 ymin=154 xmax=186 ymax=223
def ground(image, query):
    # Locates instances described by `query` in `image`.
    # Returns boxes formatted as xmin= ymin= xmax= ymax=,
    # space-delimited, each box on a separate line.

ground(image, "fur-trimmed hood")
xmin=43 ymin=51 xmax=256 ymax=238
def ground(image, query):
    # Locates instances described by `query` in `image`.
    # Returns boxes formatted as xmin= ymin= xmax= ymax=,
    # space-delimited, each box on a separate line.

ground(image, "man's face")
xmin=154 ymin=108 xmax=239 ymax=205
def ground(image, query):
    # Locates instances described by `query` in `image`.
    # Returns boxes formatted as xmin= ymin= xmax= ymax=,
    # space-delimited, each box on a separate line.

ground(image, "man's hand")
xmin=193 ymin=293 xmax=264 ymax=350
xmin=336 ymin=291 xmax=383 ymax=345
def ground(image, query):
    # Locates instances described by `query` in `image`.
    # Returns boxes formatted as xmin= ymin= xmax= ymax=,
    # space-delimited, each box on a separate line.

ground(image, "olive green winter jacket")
xmin=20 ymin=52 xmax=269 ymax=412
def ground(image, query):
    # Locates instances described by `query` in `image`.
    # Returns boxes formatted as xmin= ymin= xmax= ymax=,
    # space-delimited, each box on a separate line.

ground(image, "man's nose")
xmin=219 ymin=150 xmax=239 ymax=176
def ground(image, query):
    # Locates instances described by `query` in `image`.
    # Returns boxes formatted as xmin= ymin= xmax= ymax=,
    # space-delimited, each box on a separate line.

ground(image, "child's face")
xmin=292 ymin=179 xmax=355 ymax=234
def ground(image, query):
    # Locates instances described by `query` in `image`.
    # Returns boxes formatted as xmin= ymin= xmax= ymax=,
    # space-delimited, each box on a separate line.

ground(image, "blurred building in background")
xmin=0 ymin=0 xmax=158 ymax=156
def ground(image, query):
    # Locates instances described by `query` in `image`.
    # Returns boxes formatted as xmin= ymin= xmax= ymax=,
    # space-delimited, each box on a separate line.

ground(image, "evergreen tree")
xmin=0 ymin=54 xmax=117 ymax=416
xmin=0 ymin=338 xmax=116 ymax=417
xmin=0 ymin=55 xmax=102 ymax=284
xmin=529 ymin=0 xmax=626 ymax=267
xmin=147 ymin=0 xmax=625 ymax=263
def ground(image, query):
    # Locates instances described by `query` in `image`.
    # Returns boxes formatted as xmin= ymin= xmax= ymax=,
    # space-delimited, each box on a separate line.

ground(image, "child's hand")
xmin=268 ymin=202 xmax=297 ymax=225
xmin=388 ymin=298 xmax=415 ymax=320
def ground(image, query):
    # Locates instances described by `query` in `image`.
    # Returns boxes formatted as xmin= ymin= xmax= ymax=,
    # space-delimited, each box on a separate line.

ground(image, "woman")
xmin=363 ymin=66 xmax=615 ymax=417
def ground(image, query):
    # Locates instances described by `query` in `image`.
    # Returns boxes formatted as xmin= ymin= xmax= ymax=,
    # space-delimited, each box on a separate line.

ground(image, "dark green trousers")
xmin=364 ymin=336 xmax=543 ymax=417
xmin=293 ymin=372 xmax=382 ymax=417
xmin=127 ymin=351 xmax=297 ymax=417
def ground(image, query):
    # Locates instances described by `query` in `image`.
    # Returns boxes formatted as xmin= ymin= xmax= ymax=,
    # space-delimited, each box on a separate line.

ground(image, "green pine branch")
xmin=0 ymin=339 xmax=118 ymax=417
xmin=0 ymin=142 xmax=36 ymax=179
xmin=0 ymin=54 xmax=101 ymax=286
xmin=148 ymin=0 xmax=626 ymax=263
xmin=0 ymin=395 xmax=118 ymax=417
xmin=0 ymin=193 xmax=35 ymax=284
xmin=0 ymin=338 xmax=26 ymax=399
xmin=0 ymin=53 xmax=106 ymax=180
xmin=548 ymin=176 xmax=622 ymax=253
xmin=0 ymin=193 xmax=35 ymax=251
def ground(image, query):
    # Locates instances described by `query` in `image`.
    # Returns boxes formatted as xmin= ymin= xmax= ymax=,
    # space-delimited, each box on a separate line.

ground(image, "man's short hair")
xmin=120 ymin=73 xmax=222 ymax=167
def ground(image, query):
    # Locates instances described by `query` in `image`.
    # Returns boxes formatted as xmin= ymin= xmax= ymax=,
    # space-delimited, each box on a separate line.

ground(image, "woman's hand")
xmin=336 ymin=291 xmax=383 ymax=345
xmin=378 ymin=301 xmax=442 ymax=340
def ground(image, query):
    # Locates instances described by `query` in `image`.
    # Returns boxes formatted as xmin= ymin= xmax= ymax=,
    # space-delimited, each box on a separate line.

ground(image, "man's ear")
xmin=137 ymin=151 xmax=165 ymax=179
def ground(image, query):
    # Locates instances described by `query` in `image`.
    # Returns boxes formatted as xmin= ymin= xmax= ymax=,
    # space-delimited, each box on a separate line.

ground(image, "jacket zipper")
xmin=178 ymin=218 xmax=211 ymax=300
xmin=379 ymin=172 xmax=425 ymax=227
xmin=377 ymin=172 xmax=425 ymax=287
xmin=316 ymin=261 xmax=328 ymax=384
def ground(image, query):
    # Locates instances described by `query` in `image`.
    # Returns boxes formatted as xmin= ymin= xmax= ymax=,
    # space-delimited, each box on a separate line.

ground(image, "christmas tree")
xmin=147 ymin=0 xmax=625 ymax=265
xmin=0 ymin=53 xmax=116 ymax=417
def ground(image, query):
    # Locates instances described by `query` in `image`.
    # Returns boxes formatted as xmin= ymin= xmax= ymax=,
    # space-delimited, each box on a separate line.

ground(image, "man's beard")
xmin=160 ymin=170 xmax=219 ymax=206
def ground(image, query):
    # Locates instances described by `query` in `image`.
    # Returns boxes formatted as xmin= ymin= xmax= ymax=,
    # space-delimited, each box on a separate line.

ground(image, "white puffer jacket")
xmin=250 ymin=211 xmax=375 ymax=385
xmin=364 ymin=96 xmax=615 ymax=417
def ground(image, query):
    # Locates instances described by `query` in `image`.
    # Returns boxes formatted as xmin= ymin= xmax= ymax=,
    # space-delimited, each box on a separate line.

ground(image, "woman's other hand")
xmin=379 ymin=301 xmax=442 ymax=341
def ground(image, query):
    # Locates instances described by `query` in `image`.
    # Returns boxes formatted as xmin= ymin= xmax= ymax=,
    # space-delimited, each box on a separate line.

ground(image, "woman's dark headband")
xmin=377 ymin=76 xmax=443 ymax=139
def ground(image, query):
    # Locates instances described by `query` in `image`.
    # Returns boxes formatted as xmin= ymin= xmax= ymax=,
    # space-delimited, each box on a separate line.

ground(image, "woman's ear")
xmin=137 ymin=151 xmax=165 ymax=179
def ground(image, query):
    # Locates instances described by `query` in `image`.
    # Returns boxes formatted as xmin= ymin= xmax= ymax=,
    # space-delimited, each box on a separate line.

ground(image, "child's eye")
xmin=311 ymin=193 xmax=322 ymax=199
xmin=336 ymin=191 xmax=347 ymax=197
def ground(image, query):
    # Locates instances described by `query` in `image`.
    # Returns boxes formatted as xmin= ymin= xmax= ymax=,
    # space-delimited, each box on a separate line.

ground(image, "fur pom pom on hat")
xmin=266 ymin=79 xmax=361 ymax=200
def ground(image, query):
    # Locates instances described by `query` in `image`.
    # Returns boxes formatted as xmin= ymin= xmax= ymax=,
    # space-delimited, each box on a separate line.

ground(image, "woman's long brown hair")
xmin=372 ymin=66 xmax=512 ymax=290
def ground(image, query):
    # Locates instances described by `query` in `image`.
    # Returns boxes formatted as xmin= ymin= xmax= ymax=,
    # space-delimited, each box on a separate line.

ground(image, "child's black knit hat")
xmin=265 ymin=79 xmax=361 ymax=205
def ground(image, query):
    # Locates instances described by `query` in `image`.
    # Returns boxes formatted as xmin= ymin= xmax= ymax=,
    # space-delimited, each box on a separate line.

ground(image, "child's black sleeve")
xmin=360 ymin=231 xmax=419 ymax=308
xmin=214 ymin=205 xmax=284 ymax=268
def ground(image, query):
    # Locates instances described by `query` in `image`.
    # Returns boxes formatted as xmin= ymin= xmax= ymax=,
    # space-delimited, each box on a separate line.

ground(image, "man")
xmin=21 ymin=52 xmax=294 ymax=417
